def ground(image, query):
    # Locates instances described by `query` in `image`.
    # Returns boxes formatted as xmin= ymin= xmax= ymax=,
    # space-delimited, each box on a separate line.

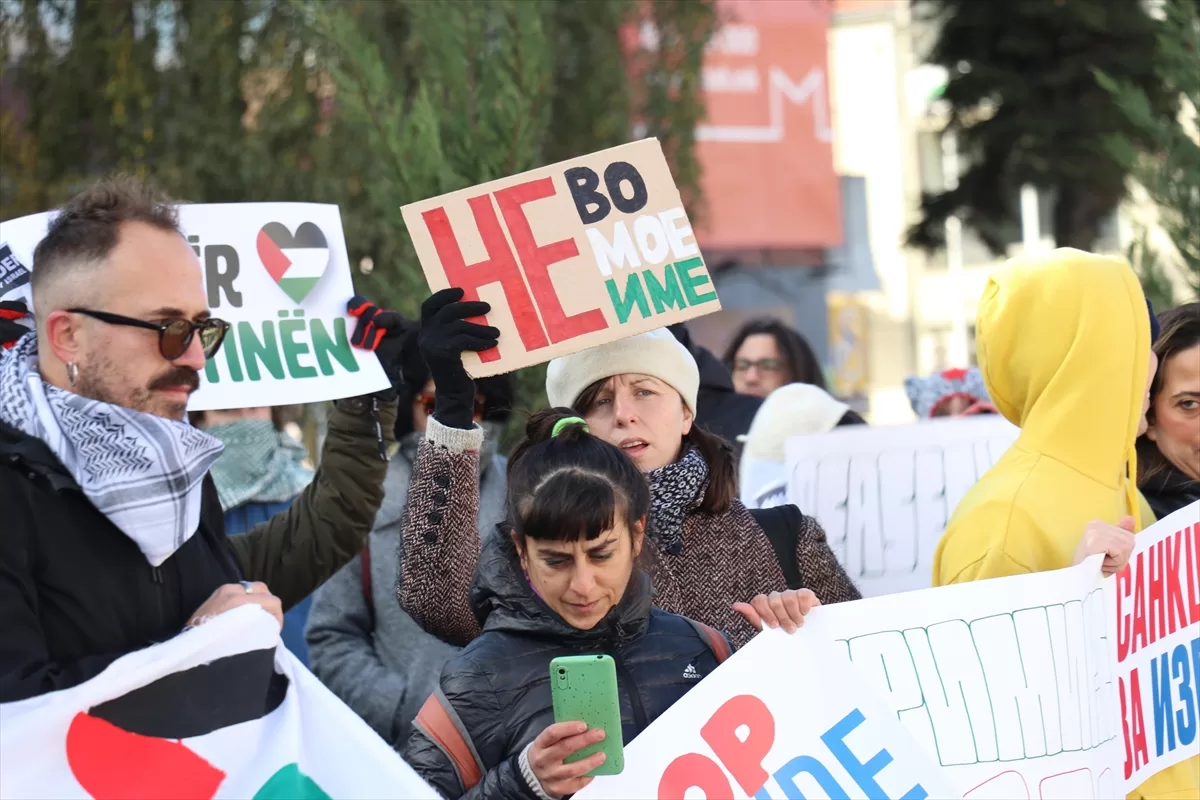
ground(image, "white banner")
xmin=0 ymin=606 xmax=438 ymax=800
xmin=577 ymin=627 xmax=958 ymax=800
xmin=0 ymin=205 xmax=389 ymax=410
xmin=811 ymin=558 xmax=1123 ymax=799
xmin=784 ymin=416 xmax=1019 ymax=597
xmin=1112 ymin=503 xmax=1200 ymax=788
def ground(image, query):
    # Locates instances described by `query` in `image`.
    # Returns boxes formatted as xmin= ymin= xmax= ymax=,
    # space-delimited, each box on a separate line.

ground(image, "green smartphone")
xmin=549 ymin=654 xmax=625 ymax=776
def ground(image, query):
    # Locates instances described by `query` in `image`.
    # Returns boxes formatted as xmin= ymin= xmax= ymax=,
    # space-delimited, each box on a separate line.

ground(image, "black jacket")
xmin=1141 ymin=462 xmax=1200 ymax=521
xmin=0 ymin=401 xmax=396 ymax=703
xmin=403 ymin=532 xmax=730 ymax=799
xmin=669 ymin=323 xmax=762 ymax=446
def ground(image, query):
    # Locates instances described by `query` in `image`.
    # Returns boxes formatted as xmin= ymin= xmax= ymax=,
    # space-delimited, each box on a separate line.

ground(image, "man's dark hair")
xmin=31 ymin=175 xmax=182 ymax=311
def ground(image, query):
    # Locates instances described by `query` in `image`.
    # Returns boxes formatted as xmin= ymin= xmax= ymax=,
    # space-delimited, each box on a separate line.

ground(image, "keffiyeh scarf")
xmin=0 ymin=333 xmax=224 ymax=566
xmin=646 ymin=446 xmax=709 ymax=555
xmin=206 ymin=419 xmax=312 ymax=512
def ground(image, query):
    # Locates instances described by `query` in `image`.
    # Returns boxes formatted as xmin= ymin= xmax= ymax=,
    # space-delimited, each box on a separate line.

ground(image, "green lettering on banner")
xmin=676 ymin=256 xmax=718 ymax=307
xmin=279 ymin=319 xmax=318 ymax=379
xmin=204 ymin=326 xmax=245 ymax=384
xmin=312 ymin=317 xmax=359 ymax=376
xmin=605 ymin=274 xmax=650 ymax=324
xmin=644 ymin=263 xmax=685 ymax=314
xmin=238 ymin=320 xmax=285 ymax=381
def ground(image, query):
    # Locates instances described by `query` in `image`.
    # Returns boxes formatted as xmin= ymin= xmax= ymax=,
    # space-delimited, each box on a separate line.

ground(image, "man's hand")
xmin=1074 ymin=516 xmax=1136 ymax=576
xmin=527 ymin=721 xmax=606 ymax=798
xmin=732 ymin=588 xmax=820 ymax=634
xmin=0 ymin=300 xmax=32 ymax=349
xmin=187 ymin=582 xmax=283 ymax=630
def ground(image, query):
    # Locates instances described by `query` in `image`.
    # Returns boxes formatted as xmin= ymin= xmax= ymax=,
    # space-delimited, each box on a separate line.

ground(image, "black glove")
xmin=418 ymin=288 xmax=500 ymax=430
xmin=0 ymin=299 xmax=32 ymax=350
xmin=347 ymin=296 xmax=409 ymax=401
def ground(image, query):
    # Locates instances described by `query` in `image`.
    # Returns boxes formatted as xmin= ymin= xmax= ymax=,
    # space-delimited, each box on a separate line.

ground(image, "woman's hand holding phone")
xmin=528 ymin=721 xmax=607 ymax=797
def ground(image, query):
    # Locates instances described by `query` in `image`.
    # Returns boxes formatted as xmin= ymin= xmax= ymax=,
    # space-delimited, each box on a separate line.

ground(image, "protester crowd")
xmin=0 ymin=176 xmax=1196 ymax=800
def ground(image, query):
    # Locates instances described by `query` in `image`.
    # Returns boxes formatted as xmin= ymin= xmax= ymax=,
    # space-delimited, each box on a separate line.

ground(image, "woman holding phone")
xmin=404 ymin=410 xmax=767 ymax=799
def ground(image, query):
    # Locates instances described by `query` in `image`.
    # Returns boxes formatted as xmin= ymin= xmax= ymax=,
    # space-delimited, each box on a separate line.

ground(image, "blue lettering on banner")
xmin=749 ymin=709 xmax=929 ymax=800
xmin=1151 ymin=635 xmax=1200 ymax=758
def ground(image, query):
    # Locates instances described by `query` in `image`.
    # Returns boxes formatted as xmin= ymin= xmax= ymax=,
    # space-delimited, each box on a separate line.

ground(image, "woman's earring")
xmin=66 ymin=362 xmax=79 ymax=386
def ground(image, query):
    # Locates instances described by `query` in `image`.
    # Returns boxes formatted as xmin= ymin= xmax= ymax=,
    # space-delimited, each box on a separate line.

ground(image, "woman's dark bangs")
xmin=521 ymin=471 xmax=618 ymax=542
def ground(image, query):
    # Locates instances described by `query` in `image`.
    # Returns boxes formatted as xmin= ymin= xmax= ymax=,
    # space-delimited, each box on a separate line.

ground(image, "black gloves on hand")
xmin=347 ymin=296 xmax=409 ymax=401
xmin=418 ymin=288 xmax=500 ymax=430
xmin=0 ymin=300 xmax=32 ymax=350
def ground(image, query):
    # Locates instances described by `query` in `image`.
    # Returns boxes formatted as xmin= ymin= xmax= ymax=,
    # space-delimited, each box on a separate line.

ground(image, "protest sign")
xmin=784 ymin=416 xmax=1019 ymax=597
xmin=0 ymin=606 xmax=438 ymax=800
xmin=401 ymin=138 xmax=721 ymax=377
xmin=1111 ymin=502 xmax=1200 ymax=789
xmin=576 ymin=627 xmax=958 ymax=800
xmin=810 ymin=559 xmax=1124 ymax=799
xmin=0 ymin=205 xmax=389 ymax=410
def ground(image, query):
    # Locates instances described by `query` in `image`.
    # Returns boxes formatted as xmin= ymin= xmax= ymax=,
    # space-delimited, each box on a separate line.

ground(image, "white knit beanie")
xmin=545 ymin=328 xmax=700 ymax=412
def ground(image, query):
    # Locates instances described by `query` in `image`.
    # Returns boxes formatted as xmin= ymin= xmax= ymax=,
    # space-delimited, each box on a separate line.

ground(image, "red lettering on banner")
xmin=1165 ymin=530 xmax=1187 ymax=638
xmin=700 ymin=695 xmax=775 ymax=797
xmin=1132 ymin=551 xmax=1149 ymax=657
xmin=422 ymin=197 xmax=550 ymax=363
xmin=1186 ymin=524 xmax=1200 ymax=627
xmin=657 ymin=752 xmax=733 ymax=800
xmin=1120 ymin=670 xmax=1149 ymax=781
xmin=1118 ymin=567 xmax=1133 ymax=662
xmin=1149 ymin=538 xmax=1167 ymax=645
xmin=493 ymin=179 xmax=608 ymax=344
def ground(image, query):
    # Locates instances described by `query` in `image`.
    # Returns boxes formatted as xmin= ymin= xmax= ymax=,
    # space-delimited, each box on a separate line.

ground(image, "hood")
xmin=977 ymin=248 xmax=1149 ymax=519
xmin=469 ymin=528 xmax=652 ymax=646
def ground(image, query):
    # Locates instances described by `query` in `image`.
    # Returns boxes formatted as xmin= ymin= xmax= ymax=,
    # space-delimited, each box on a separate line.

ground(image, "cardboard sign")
xmin=401 ymin=138 xmax=721 ymax=377
xmin=812 ymin=559 xmax=1124 ymax=799
xmin=0 ymin=205 xmax=389 ymax=410
xmin=576 ymin=628 xmax=958 ymax=800
xmin=1112 ymin=503 xmax=1200 ymax=788
xmin=783 ymin=416 xmax=1020 ymax=597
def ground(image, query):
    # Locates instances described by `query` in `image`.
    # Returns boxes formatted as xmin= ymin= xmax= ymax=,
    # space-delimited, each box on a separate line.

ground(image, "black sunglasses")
xmin=69 ymin=308 xmax=230 ymax=360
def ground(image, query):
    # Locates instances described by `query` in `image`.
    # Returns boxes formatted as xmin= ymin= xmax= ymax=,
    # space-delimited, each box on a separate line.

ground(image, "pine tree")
xmin=1098 ymin=0 xmax=1200 ymax=300
xmin=907 ymin=0 xmax=1175 ymax=254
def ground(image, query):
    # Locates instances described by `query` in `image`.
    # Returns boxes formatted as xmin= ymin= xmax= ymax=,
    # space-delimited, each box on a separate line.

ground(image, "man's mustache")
xmin=148 ymin=368 xmax=200 ymax=393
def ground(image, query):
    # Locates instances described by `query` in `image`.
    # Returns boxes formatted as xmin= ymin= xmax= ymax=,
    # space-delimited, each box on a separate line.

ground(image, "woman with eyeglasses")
xmin=722 ymin=317 xmax=827 ymax=399
xmin=306 ymin=327 xmax=514 ymax=747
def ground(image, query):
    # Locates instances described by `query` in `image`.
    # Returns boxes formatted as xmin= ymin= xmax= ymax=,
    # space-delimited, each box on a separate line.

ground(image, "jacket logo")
xmin=682 ymin=663 xmax=700 ymax=680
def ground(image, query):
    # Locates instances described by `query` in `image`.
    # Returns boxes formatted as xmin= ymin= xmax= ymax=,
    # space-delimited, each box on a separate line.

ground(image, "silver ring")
xmin=240 ymin=580 xmax=255 ymax=594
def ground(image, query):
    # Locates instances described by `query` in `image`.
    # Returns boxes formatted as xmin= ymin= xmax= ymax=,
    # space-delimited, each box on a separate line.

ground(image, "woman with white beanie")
xmin=396 ymin=290 xmax=859 ymax=650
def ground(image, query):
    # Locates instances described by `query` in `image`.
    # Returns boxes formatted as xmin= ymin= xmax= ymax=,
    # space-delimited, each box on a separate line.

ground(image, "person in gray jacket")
xmin=305 ymin=330 xmax=512 ymax=746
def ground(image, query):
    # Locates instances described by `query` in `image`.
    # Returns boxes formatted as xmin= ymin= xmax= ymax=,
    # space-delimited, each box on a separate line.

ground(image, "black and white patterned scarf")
xmin=0 ymin=333 xmax=224 ymax=566
xmin=646 ymin=446 xmax=709 ymax=555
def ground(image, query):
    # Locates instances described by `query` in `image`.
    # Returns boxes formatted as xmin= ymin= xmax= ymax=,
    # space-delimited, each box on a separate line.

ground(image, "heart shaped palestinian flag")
xmin=256 ymin=222 xmax=330 ymax=304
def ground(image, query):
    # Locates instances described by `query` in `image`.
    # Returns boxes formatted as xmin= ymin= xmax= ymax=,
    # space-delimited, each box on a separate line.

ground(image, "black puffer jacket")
xmin=403 ymin=531 xmax=730 ymax=799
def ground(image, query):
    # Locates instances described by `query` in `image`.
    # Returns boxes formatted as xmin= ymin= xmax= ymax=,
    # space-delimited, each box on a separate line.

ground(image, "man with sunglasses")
xmin=0 ymin=176 xmax=410 ymax=703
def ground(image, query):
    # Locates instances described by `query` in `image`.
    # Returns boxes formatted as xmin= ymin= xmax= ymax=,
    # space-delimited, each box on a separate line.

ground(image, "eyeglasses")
xmin=733 ymin=358 xmax=783 ymax=374
xmin=415 ymin=391 xmax=486 ymax=419
xmin=69 ymin=308 xmax=230 ymax=360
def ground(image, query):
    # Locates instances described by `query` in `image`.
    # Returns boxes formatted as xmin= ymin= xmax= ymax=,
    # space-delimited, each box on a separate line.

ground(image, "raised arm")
xmin=396 ymin=288 xmax=501 ymax=646
xmin=226 ymin=398 xmax=397 ymax=609
xmin=397 ymin=418 xmax=486 ymax=645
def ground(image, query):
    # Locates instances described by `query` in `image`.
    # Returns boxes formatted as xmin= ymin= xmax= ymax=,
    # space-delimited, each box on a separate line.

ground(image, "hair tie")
xmin=551 ymin=416 xmax=589 ymax=438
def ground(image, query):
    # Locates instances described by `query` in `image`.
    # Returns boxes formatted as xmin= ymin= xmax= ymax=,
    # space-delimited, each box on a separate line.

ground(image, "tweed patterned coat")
xmin=397 ymin=418 xmax=860 ymax=649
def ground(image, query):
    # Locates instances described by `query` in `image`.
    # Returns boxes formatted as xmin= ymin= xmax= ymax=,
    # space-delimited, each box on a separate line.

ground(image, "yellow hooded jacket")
xmin=932 ymin=249 xmax=1198 ymax=798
